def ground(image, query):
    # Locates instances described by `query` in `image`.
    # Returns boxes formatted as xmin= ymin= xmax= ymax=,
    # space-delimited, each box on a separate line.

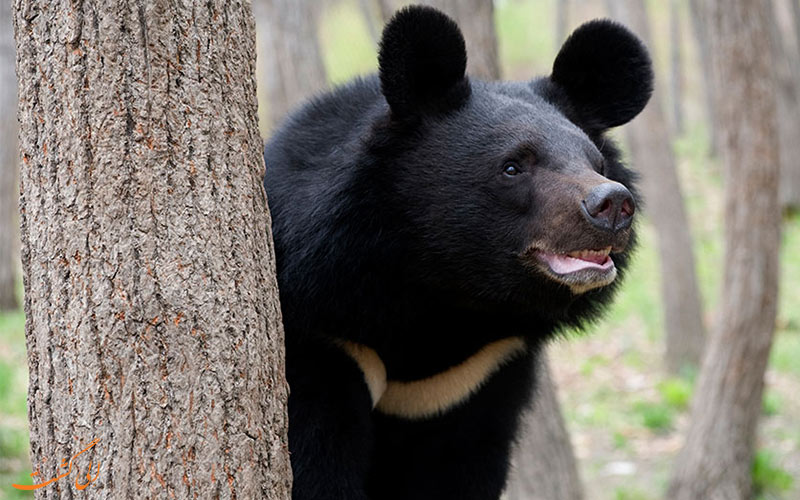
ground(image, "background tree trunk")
xmin=791 ymin=0 xmax=800 ymax=58
xmin=688 ymin=0 xmax=718 ymax=155
xmin=606 ymin=0 xmax=707 ymax=374
xmin=14 ymin=1 xmax=292 ymax=498
xmin=376 ymin=0 xmax=400 ymax=23
xmin=773 ymin=0 xmax=800 ymax=211
xmin=669 ymin=0 xmax=684 ymax=135
xmin=254 ymin=0 xmax=328 ymax=132
xmin=0 ymin=0 xmax=19 ymax=311
xmin=505 ymin=358 xmax=584 ymax=500
xmin=359 ymin=0 xmax=382 ymax=45
xmin=666 ymin=0 xmax=781 ymax=496
xmin=423 ymin=0 xmax=501 ymax=80
xmin=555 ymin=0 xmax=571 ymax=47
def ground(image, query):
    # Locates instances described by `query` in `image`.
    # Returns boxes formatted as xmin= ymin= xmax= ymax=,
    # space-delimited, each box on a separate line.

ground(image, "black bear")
xmin=264 ymin=5 xmax=652 ymax=500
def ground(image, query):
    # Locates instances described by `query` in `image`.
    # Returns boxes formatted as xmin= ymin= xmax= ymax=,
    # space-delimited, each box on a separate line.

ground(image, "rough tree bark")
xmin=666 ymin=0 xmax=781 ymax=497
xmin=254 ymin=0 xmax=327 ymax=132
xmin=773 ymin=0 xmax=800 ymax=210
xmin=670 ymin=0 xmax=684 ymax=135
xmin=14 ymin=1 xmax=292 ymax=498
xmin=423 ymin=0 xmax=501 ymax=80
xmin=0 ymin=0 xmax=19 ymax=311
xmin=688 ymin=0 xmax=718 ymax=154
xmin=505 ymin=359 xmax=584 ymax=500
xmin=607 ymin=0 xmax=707 ymax=374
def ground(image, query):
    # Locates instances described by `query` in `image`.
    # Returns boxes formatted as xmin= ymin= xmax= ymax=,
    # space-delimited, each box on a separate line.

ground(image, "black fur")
xmin=264 ymin=6 xmax=652 ymax=500
xmin=551 ymin=19 xmax=654 ymax=132
xmin=378 ymin=5 xmax=471 ymax=118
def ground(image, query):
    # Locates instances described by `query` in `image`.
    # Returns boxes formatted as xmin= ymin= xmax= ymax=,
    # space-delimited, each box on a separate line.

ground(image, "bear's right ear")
xmin=378 ymin=5 xmax=471 ymax=119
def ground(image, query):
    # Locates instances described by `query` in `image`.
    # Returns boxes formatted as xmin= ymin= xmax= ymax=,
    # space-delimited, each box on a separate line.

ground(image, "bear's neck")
xmin=374 ymin=298 xmax=553 ymax=381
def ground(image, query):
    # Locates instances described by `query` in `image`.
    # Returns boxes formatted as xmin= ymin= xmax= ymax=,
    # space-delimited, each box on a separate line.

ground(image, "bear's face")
xmin=374 ymin=7 xmax=652 ymax=318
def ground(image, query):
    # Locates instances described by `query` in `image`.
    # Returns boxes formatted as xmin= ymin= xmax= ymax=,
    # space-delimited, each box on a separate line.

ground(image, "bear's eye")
xmin=503 ymin=163 xmax=521 ymax=176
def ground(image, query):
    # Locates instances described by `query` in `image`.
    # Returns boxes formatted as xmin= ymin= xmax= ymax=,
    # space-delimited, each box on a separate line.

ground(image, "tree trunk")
xmin=792 ymin=0 xmax=800 ymax=58
xmin=0 ymin=0 xmax=18 ymax=311
xmin=555 ymin=0 xmax=570 ymax=47
xmin=359 ymin=0 xmax=382 ymax=45
xmin=505 ymin=355 xmax=584 ymax=500
xmin=607 ymin=0 xmax=707 ymax=374
xmin=254 ymin=0 xmax=327 ymax=132
xmin=14 ymin=1 xmax=292 ymax=498
xmin=774 ymin=0 xmax=800 ymax=210
xmin=670 ymin=0 xmax=684 ymax=135
xmin=688 ymin=0 xmax=718 ymax=155
xmin=423 ymin=0 xmax=501 ymax=80
xmin=377 ymin=0 xmax=400 ymax=23
xmin=666 ymin=0 xmax=781 ymax=497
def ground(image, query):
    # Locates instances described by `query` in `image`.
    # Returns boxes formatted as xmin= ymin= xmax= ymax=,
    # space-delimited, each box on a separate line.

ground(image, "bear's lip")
xmin=537 ymin=247 xmax=614 ymax=273
xmin=529 ymin=247 xmax=617 ymax=294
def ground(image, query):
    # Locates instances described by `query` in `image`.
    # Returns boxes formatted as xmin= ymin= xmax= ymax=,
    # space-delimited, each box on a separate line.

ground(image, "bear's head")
xmin=369 ymin=5 xmax=653 ymax=324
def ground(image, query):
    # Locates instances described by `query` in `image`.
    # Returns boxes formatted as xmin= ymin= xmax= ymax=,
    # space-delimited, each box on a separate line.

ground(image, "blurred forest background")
xmin=1 ymin=0 xmax=800 ymax=499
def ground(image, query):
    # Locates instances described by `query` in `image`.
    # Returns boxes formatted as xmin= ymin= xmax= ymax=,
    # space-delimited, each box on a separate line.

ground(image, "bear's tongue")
xmin=537 ymin=250 xmax=614 ymax=275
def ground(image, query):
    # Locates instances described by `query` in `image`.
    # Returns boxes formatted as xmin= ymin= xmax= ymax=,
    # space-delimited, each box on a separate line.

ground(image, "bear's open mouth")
xmin=529 ymin=247 xmax=617 ymax=294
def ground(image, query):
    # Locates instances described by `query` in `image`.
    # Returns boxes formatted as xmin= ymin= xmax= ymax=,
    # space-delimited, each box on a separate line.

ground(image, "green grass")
xmin=657 ymin=378 xmax=693 ymax=411
xmin=778 ymin=215 xmax=800 ymax=335
xmin=0 ymin=309 xmax=30 ymax=500
xmin=614 ymin=486 xmax=653 ymax=500
xmin=633 ymin=401 xmax=674 ymax=432
xmin=762 ymin=390 xmax=782 ymax=417
xmin=752 ymin=449 xmax=794 ymax=498
xmin=770 ymin=333 xmax=800 ymax=376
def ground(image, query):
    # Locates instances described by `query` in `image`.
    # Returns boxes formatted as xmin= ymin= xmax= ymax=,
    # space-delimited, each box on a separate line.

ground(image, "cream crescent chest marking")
xmin=338 ymin=337 xmax=527 ymax=420
xmin=337 ymin=340 xmax=388 ymax=406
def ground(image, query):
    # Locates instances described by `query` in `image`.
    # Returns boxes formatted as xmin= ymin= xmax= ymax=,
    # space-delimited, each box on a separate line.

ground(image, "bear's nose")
xmin=581 ymin=182 xmax=635 ymax=232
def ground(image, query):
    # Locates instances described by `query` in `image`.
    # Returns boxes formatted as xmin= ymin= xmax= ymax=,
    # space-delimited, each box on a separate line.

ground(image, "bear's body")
xmin=264 ymin=6 xmax=652 ymax=500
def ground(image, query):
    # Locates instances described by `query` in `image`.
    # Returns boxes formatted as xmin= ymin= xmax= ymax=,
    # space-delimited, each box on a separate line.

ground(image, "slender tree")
xmin=773 ymin=0 xmax=800 ymax=210
xmin=667 ymin=0 xmax=781 ymax=496
xmin=14 ymin=1 xmax=291 ymax=498
xmin=423 ymin=0 xmax=501 ymax=80
xmin=254 ymin=0 xmax=328 ymax=131
xmin=359 ymin=0 xmax=382 ymax=45
xmin=505 ymin=359 xmax=583 ymax=500
xmin=376 ymin=0 xmax=400 ymax=23
xmin=0 ymin=0 xmax=18 ymax=311
xmin=607 ymin=0 xmax=706 ymax=373
xmin=792 ymin=0 xmax=800 ymax=58
xmin=688 ymin=0 xmax=718 ymax=154
xmin=670 ymin=0 xmax=684 ymax=135
xmin=555 ymin=0 xmax=571 ymax=47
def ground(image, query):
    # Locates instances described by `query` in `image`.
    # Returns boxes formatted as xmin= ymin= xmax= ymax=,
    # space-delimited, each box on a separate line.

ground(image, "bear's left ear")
xmin=378 ymin=5 xmax=471 ymax=119
xmin=550 ymin=19 xmax=653 ymax=131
